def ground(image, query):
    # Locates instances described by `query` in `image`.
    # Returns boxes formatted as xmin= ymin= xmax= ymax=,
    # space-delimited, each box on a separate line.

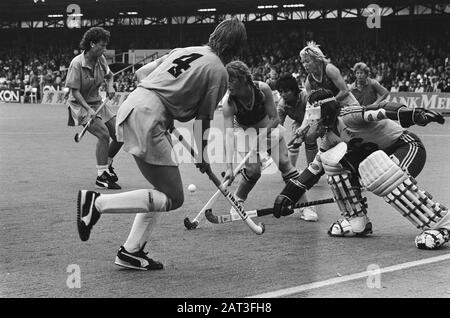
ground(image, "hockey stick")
xmin=171 ymin=128 xmax=265 ymax=235
xmin=205 ymin=197 xmax=335 ymax=224
xmin=287 ymin=124 xmax=310 ymax=148
xmin=74 ymin=98 xmax=110 ymax=143
xmin=183 ymin=149 xmax=256 ymax=230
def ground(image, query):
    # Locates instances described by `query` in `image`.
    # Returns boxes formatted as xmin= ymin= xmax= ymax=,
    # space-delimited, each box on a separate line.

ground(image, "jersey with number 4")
xmin=320 ymin=106 xmax=405 ymax=153
xmin=139 ymin=46 xmax=228 ymax=122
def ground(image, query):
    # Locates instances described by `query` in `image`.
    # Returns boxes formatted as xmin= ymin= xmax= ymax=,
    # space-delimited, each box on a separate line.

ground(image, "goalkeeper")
xmin=273 ymin=88 xmax=449 ymax=250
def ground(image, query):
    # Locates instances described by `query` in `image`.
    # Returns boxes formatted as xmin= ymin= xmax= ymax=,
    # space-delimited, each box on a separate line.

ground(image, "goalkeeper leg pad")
xmin=359 ymin=150 xmax=448 ymax=230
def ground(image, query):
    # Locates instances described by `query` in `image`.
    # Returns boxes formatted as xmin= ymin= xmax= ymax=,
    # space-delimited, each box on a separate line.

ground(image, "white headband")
xmin=304 ymin=96 xmax=337 ymax=124
xmin=308 ymin=96 xmax=336 ymax=108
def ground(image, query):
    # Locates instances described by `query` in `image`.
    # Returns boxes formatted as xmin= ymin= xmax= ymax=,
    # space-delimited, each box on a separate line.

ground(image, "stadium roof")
xmin=0 ymin=0 xmax=448 ymax=21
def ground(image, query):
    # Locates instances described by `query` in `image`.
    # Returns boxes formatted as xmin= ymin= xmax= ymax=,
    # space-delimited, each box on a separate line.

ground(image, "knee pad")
xmin=360 ymin=150 xmax=447 ymax=230
xmin=320 ymin=142 xmax=348 ymax=176
xmin=241 ymin=167 xmax=261 ymax=184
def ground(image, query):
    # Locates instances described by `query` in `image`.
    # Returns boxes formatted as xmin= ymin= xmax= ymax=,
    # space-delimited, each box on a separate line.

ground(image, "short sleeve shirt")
xmin=349 ymin=78 xmax=380 ymax=106
xmin=138 ymin=46 xmax=228 ymax=122
xmin=319 ymin=106 xmax=405 ymax=152
xmin=65 ymin=52 xmax=110 ymax=105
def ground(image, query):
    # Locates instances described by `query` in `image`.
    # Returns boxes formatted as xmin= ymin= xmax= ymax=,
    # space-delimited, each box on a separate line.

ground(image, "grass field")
xmin=1 ymin=102 xmax=450 ymax=298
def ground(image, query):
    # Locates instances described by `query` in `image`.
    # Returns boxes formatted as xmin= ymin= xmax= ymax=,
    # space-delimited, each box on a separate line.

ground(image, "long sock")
xmin=95 ymin=189 xmax=171 ymax=214
xmin=96 ymin=165 xmax=108 ymax=176
xmin=107 ymin=157 xmax=113 ymax=166
xmin=305 ymin=142 xmax=318 ymax=165
xmin=123 ymin=213 xmax=160 ymax=253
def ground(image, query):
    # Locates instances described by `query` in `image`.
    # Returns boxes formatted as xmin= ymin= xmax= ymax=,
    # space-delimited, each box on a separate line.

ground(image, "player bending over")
xmin=276 ymin=74 xmax=318 ymax=168
xmin=300 ymin=41 xmax=359 ymax=107
xmin=221 ymin=61 xmax=318 ymax=222
xmin=272 ymin=88 xmax=449 ymax=250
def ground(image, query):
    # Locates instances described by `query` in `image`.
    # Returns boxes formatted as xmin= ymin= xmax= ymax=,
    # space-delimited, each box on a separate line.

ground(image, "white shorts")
xmin=116 ymin=87 xmax=177 ymax=166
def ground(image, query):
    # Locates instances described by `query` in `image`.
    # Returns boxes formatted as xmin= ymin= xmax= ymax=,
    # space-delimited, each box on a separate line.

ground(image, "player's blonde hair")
xmin=299 ymin=41 xmax=330 ymax=64
xmin=208 ymin=17 xmax=247 ymax=64
xmin=226 ymin=60 xmax=253 ymax=84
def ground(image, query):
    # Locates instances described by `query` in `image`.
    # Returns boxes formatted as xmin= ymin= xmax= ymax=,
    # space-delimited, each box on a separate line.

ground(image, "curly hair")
xmin=299 ymin=41 xmax=330 ymax=64
xmin=208 ymin=17 xmax=247 ymax=64
xmin=276 ymin=75 xmax=300 ymax=95
xmin=80 ymin=27 xmax=110 ymax=51
xmin=226 ymin=60 xmax=252 ymax=84
xmin=353 ymin=62 xmax=370 ymax=75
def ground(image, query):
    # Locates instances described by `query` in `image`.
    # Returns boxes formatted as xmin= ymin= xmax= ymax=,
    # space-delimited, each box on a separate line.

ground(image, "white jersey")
xmin=320 ymin=106 xmax=405 ymax=152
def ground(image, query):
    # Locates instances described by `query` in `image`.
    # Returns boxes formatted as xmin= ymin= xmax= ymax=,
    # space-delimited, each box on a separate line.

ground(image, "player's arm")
xmin=195 ymin=71 xmax=229 ymax=174
xmin=277 ymin=99 xmax=287 ymax=126
xmin=371 ymin=79 xmax=389 ymax=99
xmin=260 ymin=82 xmax=280 ymax=131
xmin=135 ymin=53 xmax=169 ymax=83
xmin=102 ymin=57 xmax=115 ymax=98
xmin=65 ymin=62 xmax=95 ymax=117
xmin=305 ymin=78 xmax=312 ymax=95
xmin=222 ymin=93 xmax=236 ymax=182
xmin=362 ymin=101 xmax=445 ymax=127
xmin=326 ymin=64 xmax=350 ymax=103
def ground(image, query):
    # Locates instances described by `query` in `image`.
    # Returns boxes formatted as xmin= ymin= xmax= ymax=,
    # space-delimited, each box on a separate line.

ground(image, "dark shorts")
xmin=343 ymin=131 xmax=425 ymax=178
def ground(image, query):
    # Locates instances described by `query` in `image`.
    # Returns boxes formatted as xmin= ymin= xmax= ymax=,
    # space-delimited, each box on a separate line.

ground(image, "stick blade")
xmin=204 ymin=209 xmax=220 ymax=224
xmin=74 ymin=133 xmax=80 ymax=142
xmin=184 ymin=217 xmax=198 ymax=230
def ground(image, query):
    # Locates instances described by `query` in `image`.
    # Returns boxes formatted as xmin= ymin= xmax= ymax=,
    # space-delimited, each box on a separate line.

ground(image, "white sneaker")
xmin=298 ymin=207 xmax=318 ymax=222
xmin=328 ymin=215 xmax=372 ymax=237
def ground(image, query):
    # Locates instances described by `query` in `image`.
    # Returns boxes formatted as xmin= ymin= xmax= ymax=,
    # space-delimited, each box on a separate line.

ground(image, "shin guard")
xmin=321 ymin=142 xmax=368 ymax=218
xmin=95 ymin=189 xmax=171 ymax=214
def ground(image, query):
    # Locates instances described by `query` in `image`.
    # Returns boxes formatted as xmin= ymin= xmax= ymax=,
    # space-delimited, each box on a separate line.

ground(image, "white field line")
xmin=247 ymin=253 xmax=450 ymax=298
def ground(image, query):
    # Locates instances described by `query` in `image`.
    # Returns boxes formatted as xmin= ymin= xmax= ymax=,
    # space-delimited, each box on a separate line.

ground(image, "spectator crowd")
xmin=1 ymin=25 xmax=449 ymax=102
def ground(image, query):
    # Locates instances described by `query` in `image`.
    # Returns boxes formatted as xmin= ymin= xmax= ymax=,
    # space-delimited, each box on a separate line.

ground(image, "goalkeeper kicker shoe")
xmin=115 ymin=242 xmax=164 ymax=270
xmin=328 ymin=215 xmax=373 ymax=237
xmin=415 ymin=229 xmax=450 ymax=250
xmin=77 ymin=190 xmax=101 ymax=241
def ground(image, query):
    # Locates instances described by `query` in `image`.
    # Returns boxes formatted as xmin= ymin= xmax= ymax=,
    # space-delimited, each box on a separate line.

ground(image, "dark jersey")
xmin=307 ymin=63 xmax=339 ymax=96
xmin=230 ymin=81 xmax=266 ymax=126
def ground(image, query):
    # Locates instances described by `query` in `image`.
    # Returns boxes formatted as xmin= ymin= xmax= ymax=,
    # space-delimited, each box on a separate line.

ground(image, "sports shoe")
xmin=415 ymin=228 xmax=450 ymax=250
xmin=108 ymin=164 xmax=118 ymax=182
xmin=96 ymin=171 xmax=121 ymax=189
xmin=77 ymin=190 xmax=101 ymax=241
xmin=115 ymin=242 xmax=164 ymax=270
xmin=298 ymin=207 xmax=318 ymax=222
xmin=328 ymin=215 xmax=373 ymax=237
